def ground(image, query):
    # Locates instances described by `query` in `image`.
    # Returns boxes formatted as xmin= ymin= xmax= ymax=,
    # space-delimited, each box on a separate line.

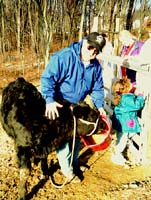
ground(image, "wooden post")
xmin=91 ymin=16 xmax=98 ymax=32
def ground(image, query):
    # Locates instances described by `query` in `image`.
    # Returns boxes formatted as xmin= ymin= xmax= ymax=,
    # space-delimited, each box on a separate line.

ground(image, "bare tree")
xmin=16 ymin=0 xmax=21 ymax=52
xmin=35 ymin=0 xmax=58 ymax=65
xmin=1 ymin=0 xmax=151 ymax=61
xmin=93 ymin=0 xmax=105 ymax=31
xmin=27 ymin=0 xmax=39 ymax=53
xmin=64 ymin=0 xmax=81 ymax=44
xmin=120 ymin=0 xmax=129 ymax=30
xmin=126 ymin=0 xmax=135 ymax=30
xmin=108 ymin=0 xmax=117 ymax=32
xmin=79 ymin=0 xmax=87 ymax=41
xmin=0 ymin=0 xmax=5 ymax=53
xmin=139 ymin=0 xmax=147 ymax=35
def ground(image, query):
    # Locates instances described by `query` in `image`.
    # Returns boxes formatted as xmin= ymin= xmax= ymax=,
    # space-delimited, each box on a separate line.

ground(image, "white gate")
xmin=98 ymin=53 xmax=151 ymax=164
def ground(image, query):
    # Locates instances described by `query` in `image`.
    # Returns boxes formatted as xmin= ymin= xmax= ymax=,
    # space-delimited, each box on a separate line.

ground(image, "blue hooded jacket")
xmin=40 ymin=40 xmax=104 ymax=109
xmin=112 ymin=93 xmax=145 ymax=133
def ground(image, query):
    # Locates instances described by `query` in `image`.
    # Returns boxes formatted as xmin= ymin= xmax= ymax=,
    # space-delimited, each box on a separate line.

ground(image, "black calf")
xmin=0 ymin=77 xmax=100 ymax=200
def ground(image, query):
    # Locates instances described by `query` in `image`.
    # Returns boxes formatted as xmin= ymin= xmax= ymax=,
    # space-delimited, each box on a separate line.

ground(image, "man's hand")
xmin=98 ymin=107 xmax=106 ymax=116
xmin=45 ymin=102 xmax=63 ymax=120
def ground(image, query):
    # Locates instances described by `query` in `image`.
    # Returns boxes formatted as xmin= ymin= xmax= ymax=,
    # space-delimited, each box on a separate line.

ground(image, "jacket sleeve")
xmin=40 ymin=55 xmax=67 ymax=104
xmin=90 ymin=63 xmax=105 ymax=109
xmin=118 ymin=95 xmax=145 ymax=112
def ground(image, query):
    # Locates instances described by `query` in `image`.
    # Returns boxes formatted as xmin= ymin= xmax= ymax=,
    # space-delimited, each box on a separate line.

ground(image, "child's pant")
xmin=114 ymin=132 xmax=136 ymax=163
xmin=115 ymin=132 xmax=136 ymax=153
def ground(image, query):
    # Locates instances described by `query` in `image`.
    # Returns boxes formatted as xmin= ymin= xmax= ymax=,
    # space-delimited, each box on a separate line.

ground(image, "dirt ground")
xmin=1 ymin=122 xmax=151 ymax=200
xmin=1 ymin=51 xmax=151 ymax=200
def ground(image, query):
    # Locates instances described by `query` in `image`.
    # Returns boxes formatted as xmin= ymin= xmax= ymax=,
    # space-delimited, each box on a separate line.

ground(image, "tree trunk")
xmin=108 ymin=0 xmax=116 ymax=40
xmin=28 ymin=0 xmax=36 ymax=53
xmin=138 ymin=0 xmax=146 ymax=39
xmin=16 ymin=0 xmax=21 ymax=53
xmin=119 ymin=0 xmax=129 ymax=30
xmin=79 ymin=0 xmax=87 ymax=41
xmin=126 ymin=0 xmax=135 ymax=30
xmin=1 ymin=0 xmax=5 ymax=53
xmin=113 ymin=0 xmax=122 ymax=55
xmin=35 ymin=0 xmax=56 ymax=65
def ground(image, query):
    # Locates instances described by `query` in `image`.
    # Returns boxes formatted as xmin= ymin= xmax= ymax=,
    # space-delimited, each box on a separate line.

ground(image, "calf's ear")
xmin=71 ymin=105 xmax=81 ymax=118
xmin=71 ymin=104 xmax=89 ymax=118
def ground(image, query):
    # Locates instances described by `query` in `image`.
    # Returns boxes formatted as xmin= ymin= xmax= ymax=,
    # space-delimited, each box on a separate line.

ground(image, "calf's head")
xmin=71 ymin=102 xmax=100 ymax=136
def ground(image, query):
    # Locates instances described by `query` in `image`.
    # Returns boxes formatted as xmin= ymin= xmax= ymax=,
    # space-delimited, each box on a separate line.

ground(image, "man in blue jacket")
xmin=40 ymin=32 xmax=106 ymax=183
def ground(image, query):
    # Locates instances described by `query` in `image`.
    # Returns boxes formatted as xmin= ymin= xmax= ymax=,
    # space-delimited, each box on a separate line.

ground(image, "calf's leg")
xmin=40 ymin=157 xmax=49 ymax=179
xmin=19 ymin=167 xmax=30 ymax=200
xmin=17 ymin=148 xmax=31 ymax=200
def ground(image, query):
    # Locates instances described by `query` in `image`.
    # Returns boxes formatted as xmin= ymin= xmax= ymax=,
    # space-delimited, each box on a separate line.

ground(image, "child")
xmin=111 ymin=77 xmax=145 ymax=166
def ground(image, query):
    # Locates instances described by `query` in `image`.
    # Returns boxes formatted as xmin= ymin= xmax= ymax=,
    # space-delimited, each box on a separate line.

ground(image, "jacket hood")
xmin=68 ymin=39 xmax=83 ymax=58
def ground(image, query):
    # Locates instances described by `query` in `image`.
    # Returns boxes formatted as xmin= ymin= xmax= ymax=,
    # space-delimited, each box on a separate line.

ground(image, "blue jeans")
xmin=56 ymin=138 xmax=80 ymax=177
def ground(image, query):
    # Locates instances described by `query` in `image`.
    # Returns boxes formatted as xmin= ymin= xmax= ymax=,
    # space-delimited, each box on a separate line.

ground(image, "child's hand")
xmin=135 ymin=87 xmax=144 ymax=97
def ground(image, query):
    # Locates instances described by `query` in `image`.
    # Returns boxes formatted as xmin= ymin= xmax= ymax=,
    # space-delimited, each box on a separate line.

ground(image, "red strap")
xmin=121 ymin=66 xmax=126 ymax=77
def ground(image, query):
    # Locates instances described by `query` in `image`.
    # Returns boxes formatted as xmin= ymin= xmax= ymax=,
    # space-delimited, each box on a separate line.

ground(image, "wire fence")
xmin=0 ymin=52 xmax=44 ymax=92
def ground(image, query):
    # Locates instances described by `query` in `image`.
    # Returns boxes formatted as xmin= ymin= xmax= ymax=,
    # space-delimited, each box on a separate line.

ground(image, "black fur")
xmin=0 ymin=77 xmax=100 ymax=200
